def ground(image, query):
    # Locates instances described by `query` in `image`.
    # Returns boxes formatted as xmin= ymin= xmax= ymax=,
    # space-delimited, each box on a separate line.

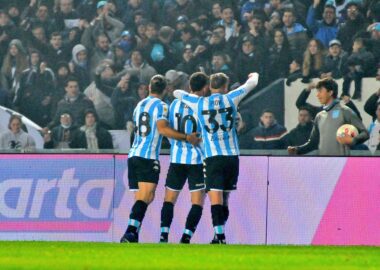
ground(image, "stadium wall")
xmin=0 ymin=154 xmax=379 ymax=246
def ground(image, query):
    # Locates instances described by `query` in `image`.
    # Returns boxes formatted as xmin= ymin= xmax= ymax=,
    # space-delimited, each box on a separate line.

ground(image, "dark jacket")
xmin=364 ymin=92 xmax=380 ymax=121
xmin=235 ymin=50 xmax=264 ymax=85
xmin=322 ymin=51 xmax=349 ymax=79
xmin=240 ymin=121 xmax=287 ymax=150
xmin=337 ymin=15 xmax=368 ymax=52
xmin=49 ymin=93 xmax=95 ymax=128
xmin=284 ymin=121 xmax=314 ymax=147
xmin=44 ymin=125 xmax=77 ymax=149
xmin=69 ymin=125 xmax=113 ymax=149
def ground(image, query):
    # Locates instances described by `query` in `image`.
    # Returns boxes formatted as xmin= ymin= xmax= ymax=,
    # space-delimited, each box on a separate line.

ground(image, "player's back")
xmin=169 ymin=99 xmax=203 ymax=164
xmin=197 ymin=92 xmax=239 ymax=158
xmin=129 ymin=96 xmax=168 ymax=160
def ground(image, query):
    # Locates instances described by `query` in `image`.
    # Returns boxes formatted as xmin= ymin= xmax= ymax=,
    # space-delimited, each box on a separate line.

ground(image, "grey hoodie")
xmin=0 ymin=129 xmax=36 ymax=150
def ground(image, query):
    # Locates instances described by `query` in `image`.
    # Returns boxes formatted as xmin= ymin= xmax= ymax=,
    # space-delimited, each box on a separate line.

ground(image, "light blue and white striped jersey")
xmin=129 ymin=96 xmax=169 ymax=160
xmin=169 ymin=99 xmax=203 ymax=164
xmin=173 ymin=74 xmax=259 ymax=158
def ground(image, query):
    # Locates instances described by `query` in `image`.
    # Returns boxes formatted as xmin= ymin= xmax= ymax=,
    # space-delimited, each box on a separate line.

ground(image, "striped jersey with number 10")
xmin=173 ymin=74 xmax=258 ymax=158
xmin=169 ymin=99 xmax=203 ymax=164
xmin=129 ymin=96 xmax=169 ymax=160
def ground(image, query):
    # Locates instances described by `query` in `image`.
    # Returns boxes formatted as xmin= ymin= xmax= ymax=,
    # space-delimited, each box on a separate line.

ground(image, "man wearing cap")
xmin=307 ymin=0 xmax=338 ymax=48
xmin=337 ymin=1 xmax=368 ymax=52
xmin=321 ymin=39 xmax=348 ymax=79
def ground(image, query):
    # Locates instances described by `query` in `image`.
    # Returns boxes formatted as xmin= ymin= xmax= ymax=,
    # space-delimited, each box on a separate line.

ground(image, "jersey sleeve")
xmin=227 ymin=73 xmax=259 ymax=106
xmin=157 ymin=102 xmax=169 ymax=121
xmin=173 ymin=89 xmax=199 ymax=112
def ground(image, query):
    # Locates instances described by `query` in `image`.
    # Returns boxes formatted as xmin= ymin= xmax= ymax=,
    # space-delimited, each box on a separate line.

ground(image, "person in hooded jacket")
xmin=69 ymin=44 xmax=91 ymax=91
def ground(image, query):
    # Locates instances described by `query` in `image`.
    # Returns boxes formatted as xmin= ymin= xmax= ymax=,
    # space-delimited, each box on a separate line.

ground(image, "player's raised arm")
xmin=173 ymin=89 xmax=199 ymax=111
xmin=227 ymin=73 xmax=259 ymax=106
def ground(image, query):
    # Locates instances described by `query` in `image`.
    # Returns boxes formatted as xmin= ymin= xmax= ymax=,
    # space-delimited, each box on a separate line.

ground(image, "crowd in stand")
xmin=0 ymin=0 xmax=379 ymax=151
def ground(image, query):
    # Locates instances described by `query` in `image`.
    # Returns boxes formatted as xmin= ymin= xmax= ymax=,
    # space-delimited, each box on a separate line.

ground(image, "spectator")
xmin=53 ymin=0 xmax=80 ymax=34
xmin=337 ymin=2 xmax=368 ymax=53
xmin=0 ymin=10 xmax=19 ymax=65
xmin=14 ymin=51 xmax=55 ymax=127
xmin=366 ymin=102 xmax=380 ymax=153
xmin=43 ymin=112 xmax=77 ymax=149
xmin=84 ymin=62 xmax=116 ymax=128
xmin=282 ymin=8 xmax=309 ymax=58
xmin=342 ymin=37 xmax=376 ymax=99
xmin=302 ymin=38 xmax=325 ymax=82
xmin=267 ymin=29 xmax=292 ymax=81
xmin=164 ymin=69 xmax=189 ymax=104
xmin=364 ymin=87 xmax=380 ymax=121
xmin=284 ymin=107 xmax=314 ymax=147
xmin=87 ymin=33 xmax=113 ymax=78
xmin=69 ymin=44 xmax=91 ymax=91
xmin=286 ymin=57 xmax=303 ymax=86
xmin=216 ymin=6 xmax=239 ymax=42
xmin=240 ymin=109 xmax=287 ymax=150
xmin=123 ymin=49 xmax=157 ymax=85
xmin=306 ymin=0 xmax=338 ymax=48
xmin=49 ymin=77 xmax=95 ymax=128
xmin=321 ymin=39 xmax=348 ymax=79
xmin=210 ymin=51 xmax=236 ymax=84
xmin=111 ymin=73 xmax=139 ymax=129
xmin=365 ymin=23 xmax=380 ymax=63
xmin=70 ymin=109 xmax=113 ymax=150
xmin=53 ymin=61 xmax=71 ymax=110
xmin=0 ymin=39 xmax=28 ymax=96
xmin=0 ymin=84 xmax=11 ymax=108
xmin=163 ymin=0 xmax=199 ymax=28
xmin=0 ymin=114 xmax=36 ymax=150
xmin=235 ymin=35 xmax=263 ymax=85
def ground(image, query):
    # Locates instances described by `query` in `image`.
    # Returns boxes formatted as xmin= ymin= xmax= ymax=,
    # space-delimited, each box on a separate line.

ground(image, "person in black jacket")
xmin=295 ymin=82 xmax=362 ymax=120
xmin=44 ymin=112 xmax=77 ymax=149
xmin=364 ymin=87 xmax=380 ymax=121
xmin=70 ymin=109 xmax=113 ymax=150
xmin=284 ymin=107 xmax=314 ymax=147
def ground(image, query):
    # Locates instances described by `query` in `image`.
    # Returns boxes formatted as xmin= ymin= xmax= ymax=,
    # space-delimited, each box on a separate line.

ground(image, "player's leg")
xmin=121 ymin=158 xmax=160 ymax=243
xmin=180 ymin=164 xmax=205 ymax=243
xmin=160 ymin=163 xmax=186 ymax=242
xmin=160 ymin=188 xmax=180 ymax=243
xmin=180 ymin=189 xmax=205 ymax=243
xmin=208 ymin=190 xmax=226 ymax=243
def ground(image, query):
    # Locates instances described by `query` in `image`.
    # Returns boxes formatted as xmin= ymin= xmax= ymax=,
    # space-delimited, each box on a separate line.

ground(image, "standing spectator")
xmin=111 ymin=73 xmax=138 ymax=129
xmin=69 ymin=44 xmax=91 ymax=91
xmin=164 ymin=69 xmax=189 ymax=104
xmin=366 ymin=103 xmax=380 ymax=153
xmin=240 ymin=109 xmax=288 ymax=150
xmin=235 ymin=35 xmax=263 ymax=85
xmin=210 ymin=51 xmax=236 ymax=84
xmin=52 ymin=0 xmax=80 ymax=34
xmin=267 ymin=29 xmax=292 ymax=81
xmin=70 ymin=109 xmax=113 ymax=150
xmin=282 ymin=8 xmax=309 ymax=58
xmin=87 ymin=33 xmax=113 ymax=78
xmin=337 ymin=2 xmax=368 ymax=53
xmin=175 ymin=43 xmax=203 ymax=75
xmin=306 ymin=0 xmax=338 ymax=48
xmin=43 ymin=112 xmax=77 ymax=149
xmin=0 ymin=39 xmax=28 ymax=96
xmin=123 ymin=49 xmax=157 ymax=85
xmin=84 ymin=63 xmax=116 ymax=128
xmin=0 ymin=10 xmax=19 ymax=65
xmin=302 ymin=38 xmax=325 ymax=82
xmin=14 ymin=52 xmax=55 ymax=127
xmin=364 ymin=87 xmax=380 ymax=121
xmin=49 ymin=77 xmax=95 ymax=128
xmin=216 ymin=6 xmax=240 ymax=42
xmin=20 ymin=1 xmax=52 ymax=36
xmin=0 ymin=114 xmax=36 ymax=150
xmin=321 ymin=39 xmax=348 ymax=79
xmin=286 ymin=57 xmax=303 ymax=86
xmin=342 ymin=37 xmax=376 ymax=100
xmin=284 ymin=107 xmax=314 ymax=147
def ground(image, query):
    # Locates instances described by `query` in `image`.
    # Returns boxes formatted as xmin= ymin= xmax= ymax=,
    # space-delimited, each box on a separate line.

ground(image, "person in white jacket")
xmin=0 ymin=115 xmax=36 ymax=150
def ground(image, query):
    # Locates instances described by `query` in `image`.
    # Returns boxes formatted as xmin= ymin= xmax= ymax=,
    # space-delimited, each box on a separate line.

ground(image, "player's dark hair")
xmin=190 ymin=72 xmax=208 ymax=92
xmin=316 ymin=78 xmax=338 ymax=98
xmin=150 ymin=74 xmax=167 ymax=95
xmin=210 ymin=73 xmax=229 ymax=90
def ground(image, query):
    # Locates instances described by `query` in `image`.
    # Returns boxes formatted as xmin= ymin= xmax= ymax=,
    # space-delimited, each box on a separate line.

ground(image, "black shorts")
xmin=128 ymin=156 xmax=160 ymax=191
xmin=203 ymin=156 xmax=239 ymax=192
xmin=166 ymin=163 xmax=205 ymax=192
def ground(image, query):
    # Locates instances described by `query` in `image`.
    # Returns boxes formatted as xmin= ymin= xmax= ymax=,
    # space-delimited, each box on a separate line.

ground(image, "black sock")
xmin=160 ymin=201 xmax=174 ymax=233
xmin=211 ymin=204 xmax=225 ymax=240
xmin=223 ymin=205 xmax=229 ymax=225
xmin=183 ymin=204 xmax=203 ymax=237
xmin=126 ymin=200 xmax=148 ymax=234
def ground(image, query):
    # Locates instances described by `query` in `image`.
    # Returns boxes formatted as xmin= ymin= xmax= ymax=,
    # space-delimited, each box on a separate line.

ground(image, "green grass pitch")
xmin=0 ymin=242 xmax=379 ymax=270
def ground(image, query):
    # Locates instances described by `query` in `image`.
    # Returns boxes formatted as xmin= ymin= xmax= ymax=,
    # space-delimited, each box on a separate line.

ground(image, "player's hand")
xmin=336 ymin=134 xmax=354 ymax=145
xmin=186 ymin=132 xmax=201 ymax=146
xmin=287 ymin=146 xmax=298 ymax=155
